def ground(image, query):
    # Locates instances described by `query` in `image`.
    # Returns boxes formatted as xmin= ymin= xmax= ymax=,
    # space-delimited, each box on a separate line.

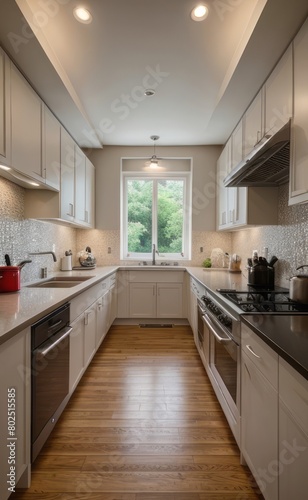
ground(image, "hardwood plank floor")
xmin=10 ymin=325 xmax=262 ymax=500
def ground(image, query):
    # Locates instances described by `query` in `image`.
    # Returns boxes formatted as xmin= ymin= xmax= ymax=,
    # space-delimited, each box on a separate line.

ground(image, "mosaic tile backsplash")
xmin=232 ymin=184 xmax=308 ymax=287
xmin=1 ymin=177 xmax=307 ymax=287
xmin=0 ymin=178 xmax=77 ymax=283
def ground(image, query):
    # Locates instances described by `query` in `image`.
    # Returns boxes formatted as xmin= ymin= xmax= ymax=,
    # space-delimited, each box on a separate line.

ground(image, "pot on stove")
xmin=289 ymin=265 xmax=308 ymax=304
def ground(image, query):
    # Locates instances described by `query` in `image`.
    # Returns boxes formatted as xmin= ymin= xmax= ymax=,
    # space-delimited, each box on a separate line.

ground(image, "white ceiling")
xmin=0 ymin=0 xmax=307 ymax=148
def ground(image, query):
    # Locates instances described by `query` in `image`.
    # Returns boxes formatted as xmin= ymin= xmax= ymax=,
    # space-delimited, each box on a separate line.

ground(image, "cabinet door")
xmin=216 ymin=143 xmax=229 ymax=229
xmin=157 ymin=283 xmax=183 ymax=318
xmin=0 ymin=47 xmax=8 ymax=162
xmin=189 ymin=286 xmax=198 ymax=345
xmin=85 ymin=158 xmax=95 ymax=227
xmin=0 ymin=329 xmax=31 ymax=499
xmin=279 ymin=401 xmax=308 ymax=500
xmin=69 ymin=313 xmax=85 ymax=392
xmin=75 ymin=145 xmax=86 ymax=223
xmin=230 ymin=121 xmax=247 ymax=225
xmin=84 ymin=304 xmax=96 ymax=367
xmin=231 ymin=120 xmax=243 ymax=169
xmin=60 ymin=127 xmax=75 ymax=221
xmin=129 ymin=282 xmax=156 ymax=318
xmin=109 ymin=281 xmax=117 ymax=326
xmin=96 ymin=291 xmax=109 ymax=348
xmin=241 ymin=350 xmax=278 ymax=500
xmin=289 ymin=18 xmax=308 ymax=205
xmin=265 ymin=45 xmax=293 ymax=136
xmin=10 ymin=63 xmax=42 ymax=180
xmin=42 ymin=105 xmax=60 ymax=191
xmin=243 ymin=90 xmax=263 ymax=157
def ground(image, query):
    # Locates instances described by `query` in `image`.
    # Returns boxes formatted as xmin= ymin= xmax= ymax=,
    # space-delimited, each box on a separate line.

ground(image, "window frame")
xmin=121 ymin=170 xmax=192 ymax=261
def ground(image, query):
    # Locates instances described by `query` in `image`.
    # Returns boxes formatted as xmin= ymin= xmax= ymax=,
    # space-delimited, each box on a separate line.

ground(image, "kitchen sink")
xmin=27 ymin=276 xmax=92 ymax=288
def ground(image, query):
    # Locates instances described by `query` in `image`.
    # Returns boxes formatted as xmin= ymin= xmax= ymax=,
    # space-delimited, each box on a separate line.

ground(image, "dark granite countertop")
xmin=241 ymin=314 xmax=308 ymax=380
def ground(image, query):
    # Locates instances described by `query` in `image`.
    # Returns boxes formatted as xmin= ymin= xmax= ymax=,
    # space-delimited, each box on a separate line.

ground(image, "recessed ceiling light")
xmin=144 ymin=89 xmax=155 ymax=97
xmin=73 ymin=6 xmax=92 ymax=24
xmin=191 ymin=4 xmax=209 ymax=22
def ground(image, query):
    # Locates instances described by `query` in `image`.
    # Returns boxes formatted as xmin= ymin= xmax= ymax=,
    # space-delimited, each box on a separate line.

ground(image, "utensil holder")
xmin=248 ymin=266 xmax=275 ymax=289
xmin=61 ymin=256 xmax=72 ymax=271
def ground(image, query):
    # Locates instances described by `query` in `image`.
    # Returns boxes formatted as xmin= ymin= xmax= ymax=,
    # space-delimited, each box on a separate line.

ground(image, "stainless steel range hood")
xmin=224 ymin=120 xmax=291 ymax=188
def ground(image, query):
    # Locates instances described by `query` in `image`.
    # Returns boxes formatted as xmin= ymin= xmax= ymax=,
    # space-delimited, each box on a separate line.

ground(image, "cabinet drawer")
xmin=279 ymin=357 xmax=308 ymax=434
xmin=70 ymin=282 xmax=101 ymax=321
xmin=128 ymin=270 xmax=184 ymax=282
xmin=241 ymin=323 xmax=278 ymax=389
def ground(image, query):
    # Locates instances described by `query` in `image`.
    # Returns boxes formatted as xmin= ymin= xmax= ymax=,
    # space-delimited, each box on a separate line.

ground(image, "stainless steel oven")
xmin=197 ymin=298 xmax=210 ymax=365
xmin=31 ymin=303 xmax=72 ymax=462
xmin=200 ymin=292 xmax=241 ymax=446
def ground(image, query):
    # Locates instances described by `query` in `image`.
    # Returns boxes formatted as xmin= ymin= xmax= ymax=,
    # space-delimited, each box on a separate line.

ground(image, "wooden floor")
xmin=11 ymin=325 xmax=262 ymax=500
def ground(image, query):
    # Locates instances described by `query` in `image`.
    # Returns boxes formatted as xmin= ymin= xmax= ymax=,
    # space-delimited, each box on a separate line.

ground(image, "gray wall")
xmin=88 ymin=145 xmax=222 ymax=232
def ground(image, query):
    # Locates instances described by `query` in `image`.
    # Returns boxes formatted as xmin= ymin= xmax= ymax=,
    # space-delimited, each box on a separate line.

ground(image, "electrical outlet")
xmin=108 ymin=247 xmax=111 ymax=254
xmin=52 ymin=244 xmax=56 ymax=253
xmin=200 ymin=247 xmax=203 ymax=253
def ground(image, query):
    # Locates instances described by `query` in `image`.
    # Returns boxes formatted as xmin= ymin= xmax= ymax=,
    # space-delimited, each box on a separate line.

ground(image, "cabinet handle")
xmin=244 ymin=362 xmax=251 ymax=379
xmin=67 ymin=203 xmax=74 ymax=217
xmin=85 ymin=210 xmax=89 ymax=223
xmin=246 ymin=344 xmax=261 ymax=359
xmin=84 ymin=310 xmax=93 ymax=326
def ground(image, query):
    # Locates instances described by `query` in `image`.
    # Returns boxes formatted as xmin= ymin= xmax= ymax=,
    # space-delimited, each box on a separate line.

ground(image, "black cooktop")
xmin=217 ymin=286 xmax=308 ymax=313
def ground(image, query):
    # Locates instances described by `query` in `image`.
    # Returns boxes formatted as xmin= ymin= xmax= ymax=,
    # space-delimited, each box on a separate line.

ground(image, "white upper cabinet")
xmin=42 ymin=104 xmax=61 ymax=191
xmin=75 ymin=144 xmax=86 ymax=224
xmin=217 ymin=122 xmax=278 ymax=231
xmin=0 ymin=47 xmax=10 ymax=165
xmin=216 ymin=138 xmax=230 ymax=229
xmin=243 ymin=89 xmax=263 ymax=158
xmin=289 ymin=17 xmax=308 ymax=206
xmin=24 ymin=126 xmax=95 ymax=228
xmin=85 ymin=158 xmax=95 ymax=227
xmin=10 ymin=63 xmax=42 ymax=181
xmin=265 ymin=44 xmax=293 ymax=137
xmin=75 ymin=146 xmax=95 ymax=227
xmin=0 ymin=49 xmax=4 ymax=159
xmin=60 ymin=127 xmax=75 ymax=222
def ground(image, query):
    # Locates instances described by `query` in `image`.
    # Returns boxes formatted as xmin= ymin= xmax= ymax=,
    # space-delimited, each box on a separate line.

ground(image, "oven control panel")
xmin=200 ymin=292 xmax=240 ymax=345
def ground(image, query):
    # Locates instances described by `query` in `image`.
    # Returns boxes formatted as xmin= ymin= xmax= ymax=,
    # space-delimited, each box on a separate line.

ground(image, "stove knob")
xmin=222 ymin=315 xmax=232 ymax=328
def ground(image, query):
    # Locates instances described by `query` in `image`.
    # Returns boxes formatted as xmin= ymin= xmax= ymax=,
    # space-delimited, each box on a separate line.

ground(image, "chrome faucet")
xmin=152 ymin=244 xmax=156 ymax=265
xmin=152 ymin=244 xmax=159 ymax=265
xmin=29 ymin=251 xmax=57 ymax=262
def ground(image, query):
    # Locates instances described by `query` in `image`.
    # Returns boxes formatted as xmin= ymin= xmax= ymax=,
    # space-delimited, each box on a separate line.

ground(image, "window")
xmin=121 ymin=171 xmax=191 ymax=261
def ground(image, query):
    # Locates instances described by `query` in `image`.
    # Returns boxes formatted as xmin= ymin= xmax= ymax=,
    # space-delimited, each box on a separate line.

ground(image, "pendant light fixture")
xmin=149 ymin=135 xmax=160 ymax=168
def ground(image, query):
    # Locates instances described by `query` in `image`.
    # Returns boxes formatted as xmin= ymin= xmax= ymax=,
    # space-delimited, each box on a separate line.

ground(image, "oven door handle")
xmin=34 ymin=326 xmax=72 ymax=360
xmin=202 ymin=313 xmax=232 ymax=344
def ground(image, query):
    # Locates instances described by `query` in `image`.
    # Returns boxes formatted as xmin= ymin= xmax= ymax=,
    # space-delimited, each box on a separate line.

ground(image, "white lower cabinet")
xmin=129 ymin=283 xmax=156 ymax=318
xmin=241 ymin=325 xmax=308 ymax=499
xmin=69 ymin=313 xmax=86 ymax=393
xmin=157 ymin=283 xmax=183 ymax=318
xmin=69 ymin=274 xmax=116 ymax=392
xmin=0 ymin=328 xmax=31 ymax=500
xmin=278 ymin=358 xmax=308 ymax=499
xmin=96 ymin=290 xmax=110 ymax=348
xmin=109 ymin=279 xmax=118 ymax=326
xmin=84 ymin=303 xmax=97 ymax=367
xmin=241 ymin=325 xmax=278 ymax=500
xmin=129 ymin=281 xmax=184 ymax=318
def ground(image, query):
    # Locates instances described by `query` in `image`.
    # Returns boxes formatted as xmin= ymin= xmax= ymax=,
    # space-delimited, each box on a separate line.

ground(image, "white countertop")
xmin=0 ymin=266 xmax=118 ymax=344
xmin=0 ymin=265 xmax=248 ymax=345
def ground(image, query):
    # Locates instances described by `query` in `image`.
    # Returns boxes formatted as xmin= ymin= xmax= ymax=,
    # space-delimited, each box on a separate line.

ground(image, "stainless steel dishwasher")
xmin=31 ymin=302 xmax=71 ymax=462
